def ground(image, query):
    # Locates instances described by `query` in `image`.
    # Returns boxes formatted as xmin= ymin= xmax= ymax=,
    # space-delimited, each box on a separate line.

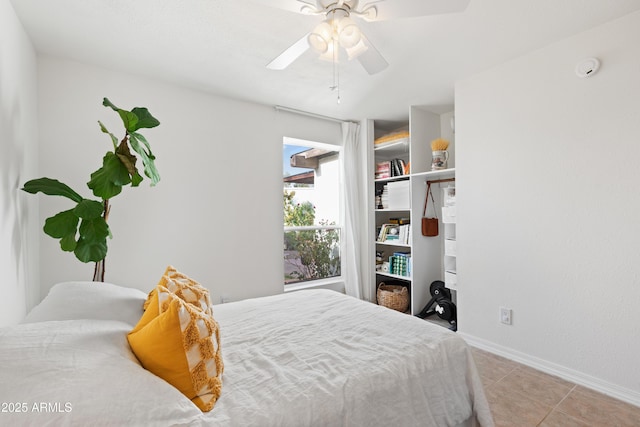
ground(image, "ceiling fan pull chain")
xmin=331 ymin=38 xmax=341 ymax=104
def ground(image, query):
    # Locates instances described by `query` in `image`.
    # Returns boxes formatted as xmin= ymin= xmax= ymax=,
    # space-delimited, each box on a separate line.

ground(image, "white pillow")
xmin=23 ymin=281 xmax=147 ymax=326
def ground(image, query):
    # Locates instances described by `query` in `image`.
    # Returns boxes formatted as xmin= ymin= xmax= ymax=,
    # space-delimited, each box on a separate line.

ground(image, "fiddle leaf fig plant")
xmin=22 ymin=98 xmax=160 ymax=281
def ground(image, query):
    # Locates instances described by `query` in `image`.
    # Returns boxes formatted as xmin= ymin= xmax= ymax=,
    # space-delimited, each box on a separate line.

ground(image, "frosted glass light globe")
xmin=308 ymin=21 xmax=333 ymax=53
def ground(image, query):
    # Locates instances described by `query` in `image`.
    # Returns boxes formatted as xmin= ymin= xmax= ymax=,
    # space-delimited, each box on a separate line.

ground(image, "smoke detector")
xmin=575 ymin=57 xmax=600 ymax=78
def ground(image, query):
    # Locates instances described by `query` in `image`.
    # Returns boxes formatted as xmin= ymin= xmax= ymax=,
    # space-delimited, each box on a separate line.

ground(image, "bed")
xmin=0 ymin=281 xmax=494 ymax=426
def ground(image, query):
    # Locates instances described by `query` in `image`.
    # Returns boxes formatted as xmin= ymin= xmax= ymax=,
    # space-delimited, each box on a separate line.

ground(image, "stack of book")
xmin=375 ymin=162 xmax=391 ymax=179
xmin=377 ymin=185 xmax=389 ymax=209
xmin=390 ymin=252 xmax=411 ymax=277
xmin=375 ymin=159 xmax=408 ymax=179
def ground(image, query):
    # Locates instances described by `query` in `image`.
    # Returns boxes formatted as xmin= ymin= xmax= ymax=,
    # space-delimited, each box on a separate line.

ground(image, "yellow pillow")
xmin=128 ymin=287 xmax=224 ymax=412
xmin=143 ymin=266 xmax=212 ymax=315
xmin=131 ymin=287 xmax=161 ymax=334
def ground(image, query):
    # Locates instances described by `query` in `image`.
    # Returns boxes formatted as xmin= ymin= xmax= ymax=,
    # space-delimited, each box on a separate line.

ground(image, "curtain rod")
xmin=275 ymin=105 xmax=355 ymax=124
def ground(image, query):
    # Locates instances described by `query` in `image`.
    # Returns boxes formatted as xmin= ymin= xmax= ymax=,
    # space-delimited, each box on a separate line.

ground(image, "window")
xmin=283 ymin=137 xmax=342 ymax=288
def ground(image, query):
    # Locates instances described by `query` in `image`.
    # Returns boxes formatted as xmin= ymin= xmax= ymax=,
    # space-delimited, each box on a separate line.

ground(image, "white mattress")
xmin=0 ymin=283 xmax=493 ymax=426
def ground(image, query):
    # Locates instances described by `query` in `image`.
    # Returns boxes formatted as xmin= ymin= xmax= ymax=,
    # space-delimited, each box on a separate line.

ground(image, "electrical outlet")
xmin=500 ymin=307 xmax=512 ymax=325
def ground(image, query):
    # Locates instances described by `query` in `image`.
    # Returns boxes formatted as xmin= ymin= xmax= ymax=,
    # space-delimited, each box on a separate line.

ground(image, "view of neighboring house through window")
xmin=283 ymin=137 xmax=342 ymax=287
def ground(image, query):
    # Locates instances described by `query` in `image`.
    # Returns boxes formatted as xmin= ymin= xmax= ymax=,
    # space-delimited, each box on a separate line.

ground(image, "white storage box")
xmin=442 ymin=206 xmax=456 ymax=223
xmin=445 ymin=270 xmax=457 ymax=289
xmin=387 ymin=180 xmax=410 ymax=210
xmin=444 ymin=239 xmax=457 ymax=257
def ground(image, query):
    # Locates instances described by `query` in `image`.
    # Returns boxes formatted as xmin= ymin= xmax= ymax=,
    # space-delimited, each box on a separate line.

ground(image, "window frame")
xmin=283 ymin=137 xmax=345 ymax=291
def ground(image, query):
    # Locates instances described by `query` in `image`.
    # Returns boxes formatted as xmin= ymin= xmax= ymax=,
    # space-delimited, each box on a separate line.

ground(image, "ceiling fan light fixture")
xmin=308 ymin=21 xmax=332 ymax=53
xmin=337 ymin=17 xmax=361 ymax=48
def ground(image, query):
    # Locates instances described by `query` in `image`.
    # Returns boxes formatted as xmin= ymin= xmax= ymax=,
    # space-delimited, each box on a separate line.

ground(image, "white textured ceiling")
xmin=10 ymin=0 xmax=640 ymax=121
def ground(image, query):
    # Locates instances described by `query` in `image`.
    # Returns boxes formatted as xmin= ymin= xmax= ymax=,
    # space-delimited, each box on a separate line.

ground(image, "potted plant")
xmin=22 ymin=98 xmax=161 ymax=282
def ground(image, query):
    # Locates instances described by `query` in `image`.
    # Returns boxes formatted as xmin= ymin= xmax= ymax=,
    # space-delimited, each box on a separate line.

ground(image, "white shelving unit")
xmin=442 ymin=186 xmax=457 ymax=292
xmin=368 ymin=107 xmax=455 ymax=316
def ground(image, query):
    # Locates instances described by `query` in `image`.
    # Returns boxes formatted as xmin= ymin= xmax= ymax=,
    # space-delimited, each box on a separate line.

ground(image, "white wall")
xmin=440 ymin=111 xmax=455 ymax=169
xmin=0 ymin=0 xmax=40 ymax=326
xmin=37 ymin=56 xmax=341 ymax=305
xmin=456 ymin=10 xmax=640 ymax=404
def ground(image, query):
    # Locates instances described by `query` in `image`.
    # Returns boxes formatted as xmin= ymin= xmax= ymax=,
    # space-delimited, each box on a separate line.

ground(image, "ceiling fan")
xmin=260 ymin=0 xmax=471 ymax=75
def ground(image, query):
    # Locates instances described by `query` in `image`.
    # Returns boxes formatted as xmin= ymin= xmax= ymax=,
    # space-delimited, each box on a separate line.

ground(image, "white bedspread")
xmin=0 ymin=287 xmax=493 ymax=426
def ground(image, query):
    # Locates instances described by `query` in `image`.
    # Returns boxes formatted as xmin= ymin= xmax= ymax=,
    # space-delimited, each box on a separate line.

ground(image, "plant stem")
xmin=92 ymin=259 xmax=105 ymax=282
xmin=92 ymin=199 xmax=111 ymax=282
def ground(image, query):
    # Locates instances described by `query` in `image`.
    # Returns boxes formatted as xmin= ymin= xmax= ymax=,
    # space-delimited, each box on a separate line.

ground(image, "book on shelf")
xmin=377 ymin=223 xmax=411 ymax=245
xmin=389 ymin=252 xmax=411 ymax=277
xmin=391 ymin=158 xmax=406 ymax=177
xmin=377 ymin=223 xmax=393 ymax=242
xmin=398 ymin=224 xmax=411 ymax=245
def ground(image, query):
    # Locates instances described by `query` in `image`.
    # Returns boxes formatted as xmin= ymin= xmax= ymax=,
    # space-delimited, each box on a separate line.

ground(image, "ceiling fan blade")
xmin=267 ymin=34 xmax=311 ymax=70
xmin=364 ymin=0 xmax=471 ymax=21
xmin=249 ymin=0 xmax=315 ymax=14
xmin=356 ymin=35 xmax=388 ymax=75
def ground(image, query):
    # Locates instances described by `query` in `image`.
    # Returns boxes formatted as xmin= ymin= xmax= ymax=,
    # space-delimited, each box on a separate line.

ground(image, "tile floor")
xmin=471 ymin=347 xmax=640 ymax=426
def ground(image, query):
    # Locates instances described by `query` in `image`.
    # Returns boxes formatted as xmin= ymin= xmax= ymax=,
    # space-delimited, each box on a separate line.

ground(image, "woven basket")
xmin=377 ymin=282 xmax=409 ymax=312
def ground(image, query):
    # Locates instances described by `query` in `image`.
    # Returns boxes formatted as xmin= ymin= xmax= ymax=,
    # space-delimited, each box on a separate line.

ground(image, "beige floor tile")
xmin=471 ymin=348 xmax=519 ymax=386
xmin=470 ymin=346 xmax=640 ymax=427
xmin=495 ymin=366 xmax=575 ymax=407
xmin=485 ymin=384 xmax=552 ymax=426
xmin=539 ymin=409 xmax=591 ymax=427
xmin=556 ymin=386 xmax=640 ymax=427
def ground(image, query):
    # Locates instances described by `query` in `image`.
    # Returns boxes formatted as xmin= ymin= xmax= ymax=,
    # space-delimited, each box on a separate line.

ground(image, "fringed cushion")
xmin=143 ymin=265 xmax=212 ymax=316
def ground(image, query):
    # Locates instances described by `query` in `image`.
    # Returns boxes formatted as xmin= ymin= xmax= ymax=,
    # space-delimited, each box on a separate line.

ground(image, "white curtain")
xmin=342 ymin=121 xmax=369 ymax=300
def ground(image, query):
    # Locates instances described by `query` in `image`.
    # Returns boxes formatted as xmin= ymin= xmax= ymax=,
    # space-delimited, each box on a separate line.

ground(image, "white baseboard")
xmin=459 ymin=332 xmax=640 ymax=408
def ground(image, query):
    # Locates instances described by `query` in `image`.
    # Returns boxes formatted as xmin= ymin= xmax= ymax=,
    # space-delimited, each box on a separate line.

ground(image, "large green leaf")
xmin=43 ymin=209 xmax=79 ymax=239
xmin=131 ymin=107 xmax=160 ymax=130
xmin=22 ymin=178 xmax=83 ymax=203
xmin=44 ymin=209 xmax=80 ymax=253
xmin=73 ymin=217 xmax=110 ymax=262
xmin=79 ymin=217 xmax=110 ymax=241
xmin=87 ymin=152 xmax=131 ymax=199
xmin=118 ymin=110 xmax=139 ymax=133
xmin=73 ymin=199 xmax=105 ymax=220
xmin=129 ymin=132 xmax=160 ymax=185
xmin=75 ymin=238 xmax=108 ymax=263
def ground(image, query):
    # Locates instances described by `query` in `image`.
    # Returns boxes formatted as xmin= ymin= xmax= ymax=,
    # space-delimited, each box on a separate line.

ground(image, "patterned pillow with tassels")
xmin=128 ymin=285 xmax=223 ymax=412
xmin=143 ymin=266 xmax=213 ymax=316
